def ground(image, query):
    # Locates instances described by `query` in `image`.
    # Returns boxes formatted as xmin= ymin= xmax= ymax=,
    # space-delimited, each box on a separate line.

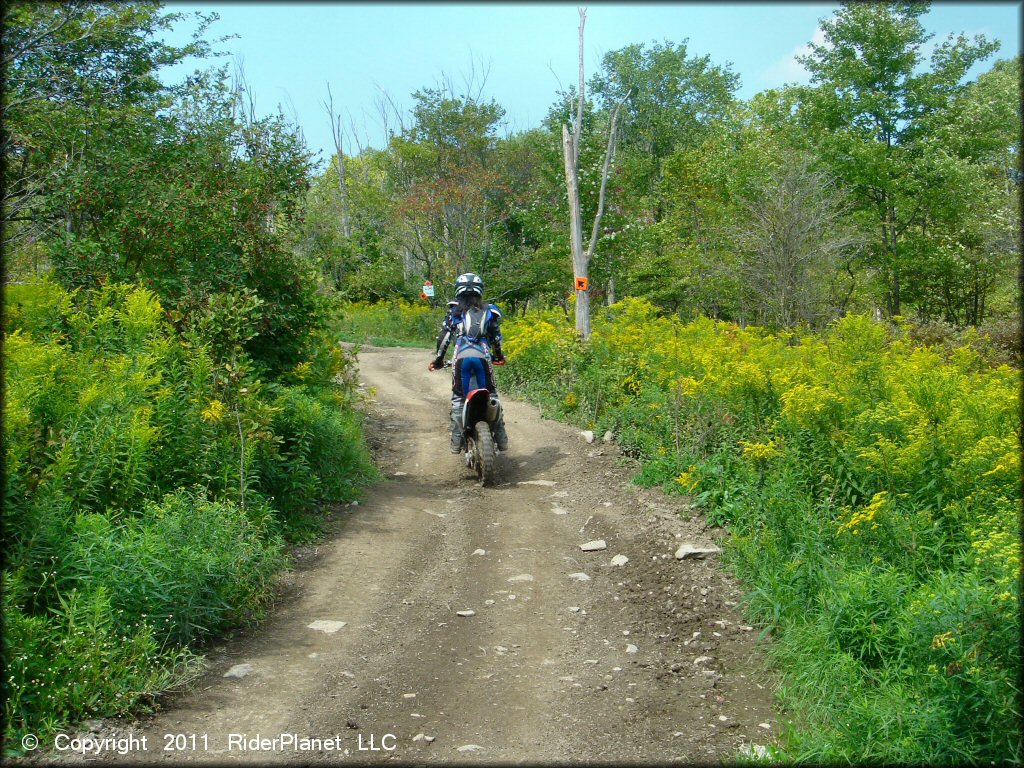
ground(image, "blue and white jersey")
xmin=454 ymin=304 xmax=502 ymax=359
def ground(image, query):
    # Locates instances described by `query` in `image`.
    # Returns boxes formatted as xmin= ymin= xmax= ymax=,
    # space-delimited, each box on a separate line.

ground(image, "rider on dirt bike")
xmin=428 ymin=273 xmax=509 ymax=453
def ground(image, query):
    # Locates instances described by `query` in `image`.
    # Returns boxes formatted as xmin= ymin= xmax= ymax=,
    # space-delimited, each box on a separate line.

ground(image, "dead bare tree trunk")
xmin=324 ymin=83 xmax=351 ymax=239
xmin=562 ymin=122 xmax=588 ymax=334
xmin=561 ymin=7 xmax=629 ymax=339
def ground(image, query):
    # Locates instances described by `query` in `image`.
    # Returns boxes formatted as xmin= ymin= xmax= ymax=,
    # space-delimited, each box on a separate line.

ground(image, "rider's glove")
xmin=428 ymin=356 xmax=443 ymax=371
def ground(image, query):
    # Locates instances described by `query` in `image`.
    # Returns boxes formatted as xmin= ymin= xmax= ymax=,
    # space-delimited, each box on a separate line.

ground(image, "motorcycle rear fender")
xmin=463 ymin=388 xmax=495 ymax=432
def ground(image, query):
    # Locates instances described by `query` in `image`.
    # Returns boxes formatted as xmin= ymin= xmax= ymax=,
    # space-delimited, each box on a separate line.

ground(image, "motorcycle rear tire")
xmin=473 ymin=426 xmax=496 ymax=486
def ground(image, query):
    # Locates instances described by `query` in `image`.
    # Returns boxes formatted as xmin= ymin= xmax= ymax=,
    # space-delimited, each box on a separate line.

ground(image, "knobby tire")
xmin=473 ymin=426 xmax=496 ymax=486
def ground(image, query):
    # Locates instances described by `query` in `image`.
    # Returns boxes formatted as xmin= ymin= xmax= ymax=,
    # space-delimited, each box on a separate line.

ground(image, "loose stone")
xmin=223 ymin=664 xmax=254 ymax=679
xmin=307 ymin=620 xmax=347 ymax=634
xmin=674 ymin=543 xmax=722 ymax=560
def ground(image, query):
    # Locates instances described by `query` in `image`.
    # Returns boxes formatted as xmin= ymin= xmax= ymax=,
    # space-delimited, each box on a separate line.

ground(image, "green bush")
xmin=4 ymin=280 xmax=377 ymax=750
xmin=256 ymin=386 xmax=376 ymax=519
xmin=60 ymin=489 xmax=284 ymax=645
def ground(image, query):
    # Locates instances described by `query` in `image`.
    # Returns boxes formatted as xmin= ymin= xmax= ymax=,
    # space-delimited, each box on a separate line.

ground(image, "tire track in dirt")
xmin=50 ymin=344 xmax=778 ymax=764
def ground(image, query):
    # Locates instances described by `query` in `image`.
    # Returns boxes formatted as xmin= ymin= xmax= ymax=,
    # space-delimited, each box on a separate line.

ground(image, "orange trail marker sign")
xmin=575 ymin=276 xmax=589 ymax=291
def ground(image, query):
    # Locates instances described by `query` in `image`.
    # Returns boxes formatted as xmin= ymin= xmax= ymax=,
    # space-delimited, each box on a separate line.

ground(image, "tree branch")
xmin=586 ymin=89 xmax=631 ymax=260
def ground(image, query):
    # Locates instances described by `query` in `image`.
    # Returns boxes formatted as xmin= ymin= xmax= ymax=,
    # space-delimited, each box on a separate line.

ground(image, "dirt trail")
xmin=56 ymin=345 xmax=777 ymax=764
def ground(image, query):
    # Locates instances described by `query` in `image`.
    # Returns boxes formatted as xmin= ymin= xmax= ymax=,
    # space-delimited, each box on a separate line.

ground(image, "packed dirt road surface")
xmin=54 ymin=345 xmax=778 ymax=764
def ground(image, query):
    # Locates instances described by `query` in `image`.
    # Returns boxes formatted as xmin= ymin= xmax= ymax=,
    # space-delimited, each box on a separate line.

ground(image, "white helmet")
xmin=454 ymin=272 xmax=483 ymax=297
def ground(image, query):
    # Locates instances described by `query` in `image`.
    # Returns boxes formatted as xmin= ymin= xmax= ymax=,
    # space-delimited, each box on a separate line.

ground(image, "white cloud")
xmin=759 ymin=27 xmax=828 ymax=89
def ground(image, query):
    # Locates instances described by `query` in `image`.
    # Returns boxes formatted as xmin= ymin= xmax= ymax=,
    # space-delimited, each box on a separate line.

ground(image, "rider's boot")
xmin=491 ymin=410 xmax=509 ymax=451
xmin=450 ymin=402 xmax=464 ymax=453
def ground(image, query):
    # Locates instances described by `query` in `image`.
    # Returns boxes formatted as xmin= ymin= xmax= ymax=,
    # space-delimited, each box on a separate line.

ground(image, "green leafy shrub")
xmin=256 ymin=386 xmax=376 ymax=521
xmin=4 ymin=280 xmax=376 ymax=749
xmin=60 ymin=489 xmax=283 ymax=645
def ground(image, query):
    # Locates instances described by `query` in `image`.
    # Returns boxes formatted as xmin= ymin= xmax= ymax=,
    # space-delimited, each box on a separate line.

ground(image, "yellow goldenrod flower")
xmin=202 ymin=399 xmax=226 ymax=423
xmin=837 ymin=491 xmax=889 ymax=535
xmin=931 ymin=631 xmax=954 ymax=650
xmin=739 ymin=438 xmax=782 ymax=461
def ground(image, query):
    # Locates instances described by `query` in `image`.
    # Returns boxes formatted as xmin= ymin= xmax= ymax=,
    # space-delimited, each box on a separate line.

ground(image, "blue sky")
xmin=161 ymin=2 xmax=1021 ymax=168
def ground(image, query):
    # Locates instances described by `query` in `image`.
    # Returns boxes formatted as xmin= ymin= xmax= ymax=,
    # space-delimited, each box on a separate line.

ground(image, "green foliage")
xmin=3 ymin=2 xmax=215 ymax=268
xmin=503 ymin=299 xmax=1020 ymax=763
xmin=3 ymin=580 xmax=196 ymax=757
xmin=295 ymin=5 xmax=1018 ymax=329
xmin=333 ymin=300 xmax=442 ymax=348
xmin=590 ymin=38 xmax=739 ymax=214
xmin=61 ymin=489 xmax=284 ymax=646
xmin=256 ymin=386 xmax=377 ymax=527
xmin=3 ymin=280 xmax=376 ymax=748
xmin=2 ymin=4 xmax=379 ymax=751
xmin=5 ymin=0 xmax=319 ymax=376
xmin=792 ymin=1 xmax=1013 ymax=322
xmin=44 ymin=69 xmax=319 ymax=375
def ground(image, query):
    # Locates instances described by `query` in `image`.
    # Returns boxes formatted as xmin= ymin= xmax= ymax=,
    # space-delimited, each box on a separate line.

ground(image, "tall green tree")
xmin=796 ymin=1 xmax=999 ymax=318
xmin=2 ymin=2 xmax=215 ymax=254
xmin=3 ymin=3 xmax=321 ymax=374
xmin=913 ymin=56 xmax=1022 ymax=324
xmin=590 ymin=39 xmax=738 ymax=219
xmin=386 ymin=86 xmax=505 ymax=286
xmin=482 ymin=128 xmax=572 ymax=311
xmin=586 ymin=39 xmax=739 ymax=310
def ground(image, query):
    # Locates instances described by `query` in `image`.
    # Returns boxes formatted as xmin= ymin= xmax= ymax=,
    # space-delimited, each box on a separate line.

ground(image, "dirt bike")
xmin=460 ymin=385 xmax=503 ymax=486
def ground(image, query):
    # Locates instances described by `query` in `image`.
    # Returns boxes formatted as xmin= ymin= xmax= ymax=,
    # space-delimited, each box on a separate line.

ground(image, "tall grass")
xmin=333 ymin=300 xmax=442 ymax=348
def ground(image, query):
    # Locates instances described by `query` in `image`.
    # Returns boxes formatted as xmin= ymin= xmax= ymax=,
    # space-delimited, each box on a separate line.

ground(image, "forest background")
xmin=2 ymin=1 xmax=1020 ymax=764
